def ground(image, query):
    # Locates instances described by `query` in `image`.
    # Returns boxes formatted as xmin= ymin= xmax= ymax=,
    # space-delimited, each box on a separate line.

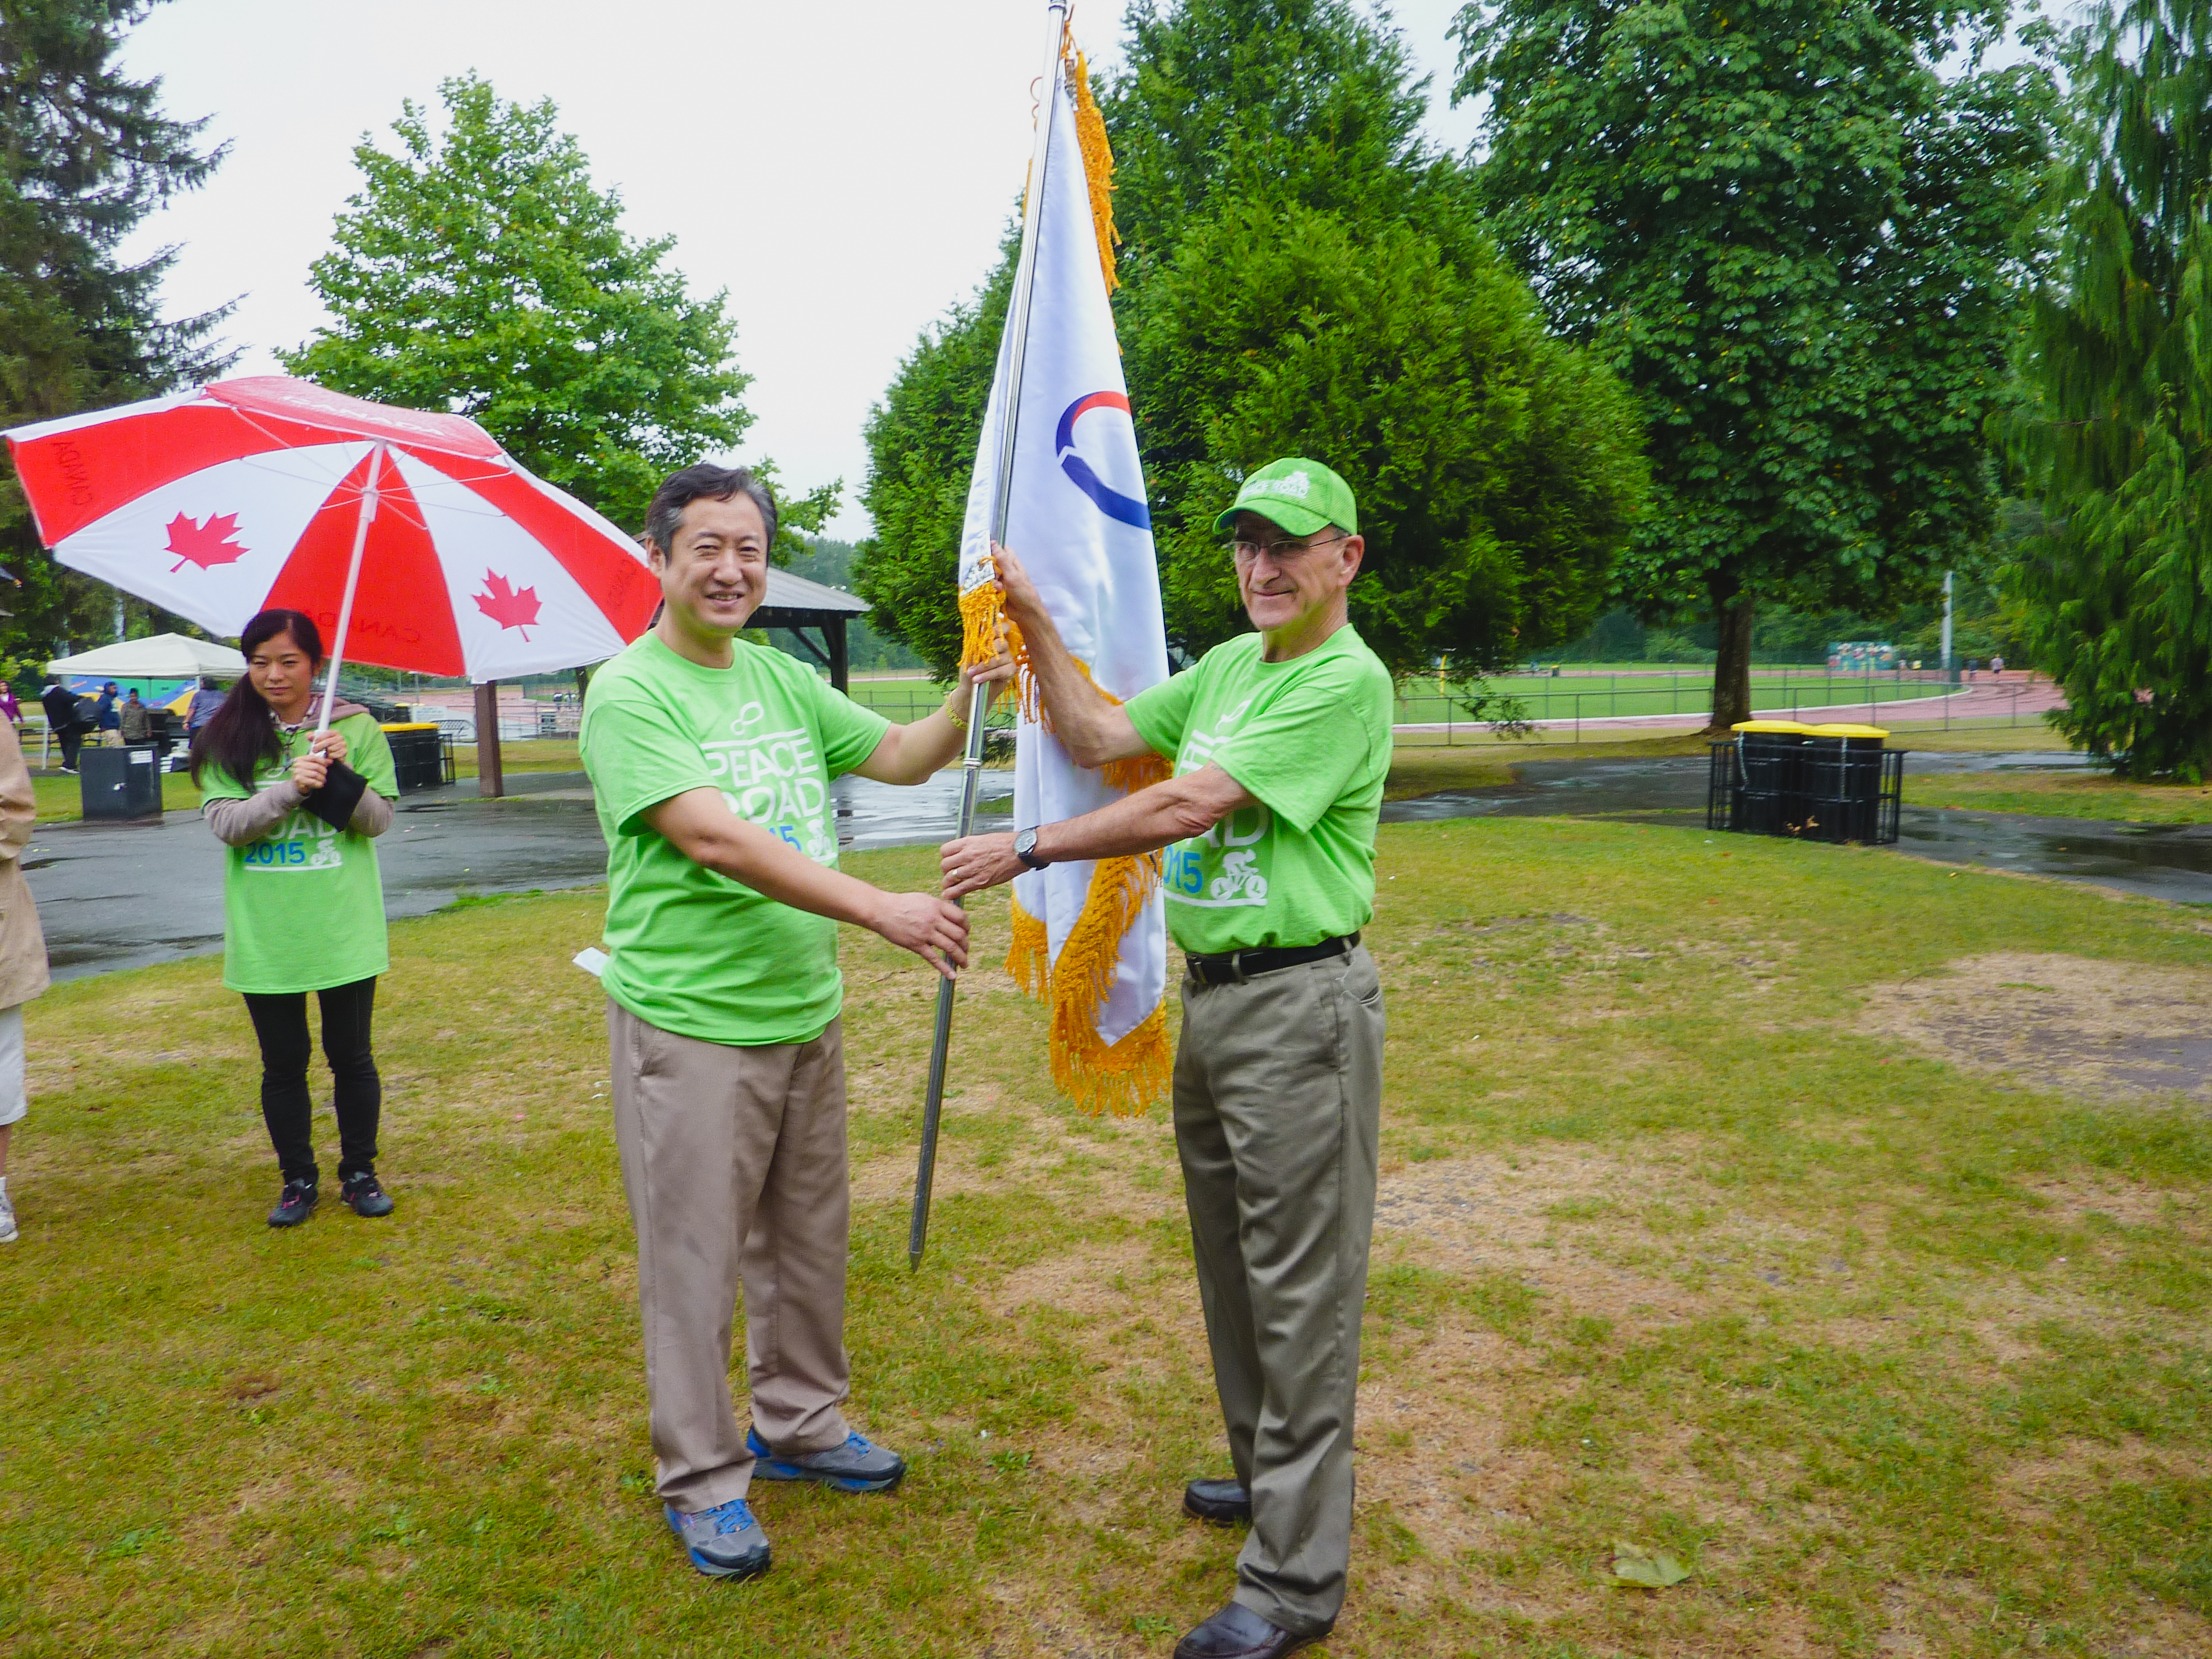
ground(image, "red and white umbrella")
xmin=4 ymin=376 xmax=660 ymax=726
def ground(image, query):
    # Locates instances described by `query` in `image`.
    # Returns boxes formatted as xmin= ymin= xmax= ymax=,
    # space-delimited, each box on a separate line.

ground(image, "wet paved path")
xmin=28 ymin=768 xmax=1016 ymax=982
xmin=1380 ymin=750 xmax=2212 ymax=906
xmin=30 ymin=751 xmax=2205 ymax=983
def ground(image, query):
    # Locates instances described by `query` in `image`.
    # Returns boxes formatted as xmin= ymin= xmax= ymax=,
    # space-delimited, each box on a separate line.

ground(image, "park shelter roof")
xmin=47 ymin=632 xmax=246 ymax=680
xmin=757 ymin=568 xmax=870 ymax=622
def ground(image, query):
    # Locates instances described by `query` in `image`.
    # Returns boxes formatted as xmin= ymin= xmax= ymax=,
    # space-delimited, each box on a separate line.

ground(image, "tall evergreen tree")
xmin=284 ymin=76 xmax=825 ymax=542
xmin=2006 ymin=0 xmax=2212 ymax=779
xmin=0 ymin=0 xmax=233 ymax=652
xmin=1458 ymin=0 xmax=2053 ymax=729
xmin=857 ymin=0 xmax=1645 ymax=679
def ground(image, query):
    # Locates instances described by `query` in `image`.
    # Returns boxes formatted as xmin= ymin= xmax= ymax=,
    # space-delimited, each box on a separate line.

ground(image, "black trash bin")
xmin=1795 ymin=723 xmax=1900 ymax=845
xmin=1711 ymin=720 xmax=1811 ymax=834
xmin=79 ymin=743 xmax=164 ymax=820
xmin=380 ymin=722 xmax=447 ymax=793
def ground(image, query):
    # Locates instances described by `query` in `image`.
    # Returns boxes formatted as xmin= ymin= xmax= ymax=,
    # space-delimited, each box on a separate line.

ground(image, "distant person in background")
xmin=39 ymin=681 xmax=85 ymax=773
xmin=0 ymin=712 xmax=52 ymax=1243
xmin=119 ymin=689 xmax=150 ymax=745
xmin=186 ymin=677 xmax=227 ymax=732
xmin=190 ymin=609 xmax=400 ymax=1230
xmin=0 ymin=685 xmax=20 ymax=729
xmin=1990 ymin=654 xmax=2005 ymax=679
xmin=95 ymin=682 xmax=119 ymax=745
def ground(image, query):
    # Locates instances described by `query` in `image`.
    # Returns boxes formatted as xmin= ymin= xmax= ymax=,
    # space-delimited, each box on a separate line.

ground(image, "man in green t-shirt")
xmin=943 ymin=458 xmax=1392 ymax=1659
xmin=581 ymin=463 xmax=1008 ymax=1583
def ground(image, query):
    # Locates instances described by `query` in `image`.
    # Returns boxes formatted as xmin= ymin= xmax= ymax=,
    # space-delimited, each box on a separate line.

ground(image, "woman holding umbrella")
xmin=191 ymin=609 xmax=401 ymax=1228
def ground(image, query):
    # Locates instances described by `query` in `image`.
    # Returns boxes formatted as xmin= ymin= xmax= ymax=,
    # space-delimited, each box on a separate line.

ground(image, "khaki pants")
xmin=608 ymin=1000 xmax=855 ymax=1512
xmin=1173 ymin=945 xmax=1385 ymax=1639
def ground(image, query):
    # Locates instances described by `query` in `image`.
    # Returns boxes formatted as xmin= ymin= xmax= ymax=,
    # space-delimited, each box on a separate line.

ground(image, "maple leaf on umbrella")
xmin=166 ymin=512 xmax=249 ymax=573
xmin=474 ymin=570 xmax=541 ymax=638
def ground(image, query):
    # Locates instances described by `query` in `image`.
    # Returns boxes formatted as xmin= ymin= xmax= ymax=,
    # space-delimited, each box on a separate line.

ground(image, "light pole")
xmin=1940 ymin=570 xmax=1956 ymax=686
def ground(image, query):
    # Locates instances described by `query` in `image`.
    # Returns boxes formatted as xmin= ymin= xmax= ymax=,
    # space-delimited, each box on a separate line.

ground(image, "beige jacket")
xmin=0 ymin=720 xmax=52 ymax=1010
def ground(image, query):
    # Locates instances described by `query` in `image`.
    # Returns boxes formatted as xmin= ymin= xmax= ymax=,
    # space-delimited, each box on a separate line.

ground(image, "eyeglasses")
xmin=1229 ymin=532 xmax=1349 ymax=566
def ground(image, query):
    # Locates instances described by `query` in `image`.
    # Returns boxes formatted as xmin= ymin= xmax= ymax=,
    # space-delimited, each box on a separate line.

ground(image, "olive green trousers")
xmin=1172 ymin=945 xmax=1386 ymax=1639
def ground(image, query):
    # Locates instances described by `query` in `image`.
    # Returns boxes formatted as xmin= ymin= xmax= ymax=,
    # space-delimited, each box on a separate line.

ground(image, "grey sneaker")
xmin=664 ymin=1497 xmax=771 ymax=1579
xmin=0 ymin=1187 xmax=15 ymax=1244
xmin=745 ymin=1426 xmax=906 ymax=1493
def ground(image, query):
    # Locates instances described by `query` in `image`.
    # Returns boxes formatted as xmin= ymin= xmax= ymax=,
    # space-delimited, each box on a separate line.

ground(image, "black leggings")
xmin=243 ymin=977 xmax=381 ymax=1187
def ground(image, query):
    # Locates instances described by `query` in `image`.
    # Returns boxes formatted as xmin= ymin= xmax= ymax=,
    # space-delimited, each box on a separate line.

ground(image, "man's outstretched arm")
xmin=991 ymin=542 xmax=1156 ymax=768
xmin=940 ymin=763 xmax=1255 ymax=900
xmin=648 ymin=788 xmax=971 ymax=977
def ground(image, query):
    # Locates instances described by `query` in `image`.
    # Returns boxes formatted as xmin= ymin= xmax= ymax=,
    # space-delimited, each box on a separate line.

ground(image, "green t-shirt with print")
xmin=580 ymin=632 xmax=893 ymax=1046
xmin=200 ymin=711 xmax=398 ymax=994
xmin=1125 ymin=626 xmax=1393 ymax=956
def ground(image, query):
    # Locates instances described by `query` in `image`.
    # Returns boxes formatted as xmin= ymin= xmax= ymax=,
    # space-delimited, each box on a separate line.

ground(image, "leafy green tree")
xmin=1456 ymin=0 xmax=2053 ymax=729
xmin=2004 ymin=0 xmax=2212 ymax=779
xmin=857 ymin=0 xmax=1645 ymax=679
xmin=284 ymin=75 xmax=827 ymax=542
xmin=1127 ymin=199 xmax=1645 ymax=675
xmin=855 ymin=240 xmax=1013 ymax=677
xmin=1 ymin=0 xmax=233 ymax=652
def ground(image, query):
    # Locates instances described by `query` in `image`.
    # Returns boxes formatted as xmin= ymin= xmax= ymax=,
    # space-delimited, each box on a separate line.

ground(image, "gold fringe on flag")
xmin=1006 ymin=893 xmax=1050 ymax=999
xmin=1045 ymin=853 xmax=1172 ymax=1115
xmin=1065 ymin=46 xmax=1121 ymax=296
xmin=1052 ymin=997 xmax=1171 ymax=1118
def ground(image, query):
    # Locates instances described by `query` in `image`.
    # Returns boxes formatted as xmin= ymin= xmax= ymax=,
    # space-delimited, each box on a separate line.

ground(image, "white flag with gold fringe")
xmin=955 ymin=44 xmax=1171 ymax=1114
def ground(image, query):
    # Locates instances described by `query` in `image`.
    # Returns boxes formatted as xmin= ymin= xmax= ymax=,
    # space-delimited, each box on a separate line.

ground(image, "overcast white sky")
xmin=116 ymin=1 xmax=1484 ymax=540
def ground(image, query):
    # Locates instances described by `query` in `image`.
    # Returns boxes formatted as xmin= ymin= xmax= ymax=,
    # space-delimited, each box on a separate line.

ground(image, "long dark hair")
xmin=189 ymin=609 xmax=324 ymax=788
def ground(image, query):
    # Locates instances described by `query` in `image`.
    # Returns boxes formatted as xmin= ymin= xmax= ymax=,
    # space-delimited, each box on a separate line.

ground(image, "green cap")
xmin=1212 ymin=457 xmax=1358 ymax=539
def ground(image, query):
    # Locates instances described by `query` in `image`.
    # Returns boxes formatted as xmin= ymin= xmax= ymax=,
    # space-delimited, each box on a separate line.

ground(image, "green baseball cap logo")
xmin=1213 ymin=457 xmax=1358 ymax=539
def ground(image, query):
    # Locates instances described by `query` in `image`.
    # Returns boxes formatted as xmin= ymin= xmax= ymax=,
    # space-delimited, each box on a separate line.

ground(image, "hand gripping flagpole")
xmin=910 ymin=0 xmax=1069 ymax=1270
xmin=314 ymin=440 xmax=385 ymax=736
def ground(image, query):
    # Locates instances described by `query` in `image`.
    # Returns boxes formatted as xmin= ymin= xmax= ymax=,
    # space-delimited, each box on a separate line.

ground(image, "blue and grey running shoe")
xmin=745 ymin=1427 xmax=907 ymax=1493
xmin=664 ymin=1497 xmax=771 ymax=1580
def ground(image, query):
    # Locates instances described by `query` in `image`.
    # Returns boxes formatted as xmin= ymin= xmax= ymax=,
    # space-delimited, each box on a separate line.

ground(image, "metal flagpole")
xmin=910 ymin=0 xmax=1070 ymax=1270
xmin=315 ymin=440 xmax=385 ymax=736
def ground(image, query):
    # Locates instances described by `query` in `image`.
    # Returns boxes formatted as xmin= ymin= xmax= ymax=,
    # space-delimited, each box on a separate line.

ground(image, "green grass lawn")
xmin=30 ymin=768 xmax=203 ymax=823
xmin=6 ymin=822 xmax=2211 ymax=1657
xmin=835 ymin=671 xmax=1956 ymax=728
xmin=1907 ymin=769 xmax=2212 ymax=825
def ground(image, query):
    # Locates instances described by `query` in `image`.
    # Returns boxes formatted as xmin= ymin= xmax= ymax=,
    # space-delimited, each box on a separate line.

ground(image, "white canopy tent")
xmin=46 ymin=632 xmax=246 ymax=680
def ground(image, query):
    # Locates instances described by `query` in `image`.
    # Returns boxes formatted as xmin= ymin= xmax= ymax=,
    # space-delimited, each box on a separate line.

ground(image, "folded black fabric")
xmin=301 ymin=758 xmax=369 ymax=831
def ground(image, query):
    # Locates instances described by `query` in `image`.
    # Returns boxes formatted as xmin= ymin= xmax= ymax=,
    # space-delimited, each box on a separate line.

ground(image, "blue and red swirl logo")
xmin=1055 ymin=392 xmax=1151 ymax=530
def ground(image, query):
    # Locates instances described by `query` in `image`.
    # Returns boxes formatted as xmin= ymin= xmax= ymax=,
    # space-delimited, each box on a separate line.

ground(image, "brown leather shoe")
xmin=1182 ymin=1477 xmax=1252 ymax=1525
xmin=1171 ymin=1601 xmax=1324 ymax=1658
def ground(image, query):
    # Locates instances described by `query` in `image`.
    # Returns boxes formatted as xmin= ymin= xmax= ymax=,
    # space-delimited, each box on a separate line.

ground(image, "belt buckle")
xmin=1228 ymin=950 xmax=1250 ymax=985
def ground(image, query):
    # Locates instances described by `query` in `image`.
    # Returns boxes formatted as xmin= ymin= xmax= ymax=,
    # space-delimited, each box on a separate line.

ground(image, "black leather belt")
xmin=1185 ymin=932 xmax=1359 ymax=987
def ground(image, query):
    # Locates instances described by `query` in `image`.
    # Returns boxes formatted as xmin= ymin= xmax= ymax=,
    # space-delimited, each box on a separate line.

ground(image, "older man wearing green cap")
xmin=943 ymin=457 xmax=1393 ymax=1659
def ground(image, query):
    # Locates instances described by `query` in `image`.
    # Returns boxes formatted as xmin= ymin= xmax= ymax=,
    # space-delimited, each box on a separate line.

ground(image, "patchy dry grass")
xmin=4 ymin=820 xmax=2211 ymax=1657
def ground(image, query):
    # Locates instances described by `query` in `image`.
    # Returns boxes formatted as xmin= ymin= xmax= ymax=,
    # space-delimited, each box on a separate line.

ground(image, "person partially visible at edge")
xmin=0 ymin=715 xmax=52 ymax=1244
xmin=0 ymin=683 xmax=21 ymax=728
xmin=189 ymin=609 xmax=400 ymax=1230
xmin=39 ymin=681 xmax=85 ymax=773
xmin=118 ymin=689 xmax=150 ymax=744
xmin=186 ymin=677 xmax=226 ymax=733
xmin=579 ymin=463 xmax=1011 ymax=1584
xmin=941 ymin=457 xmax=1392 ymax=1659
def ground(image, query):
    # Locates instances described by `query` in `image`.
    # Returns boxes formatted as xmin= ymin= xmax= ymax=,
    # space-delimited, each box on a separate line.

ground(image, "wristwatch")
xmin=1014 ymin=827 xmax=1051 ymax=870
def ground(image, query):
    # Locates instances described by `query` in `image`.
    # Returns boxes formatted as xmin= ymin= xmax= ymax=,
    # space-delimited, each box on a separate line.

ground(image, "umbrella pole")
xmin=909 ymin=0 xmax=1068 ymax=1273
xmin=315 ymin=441 xmax=385 ymax=736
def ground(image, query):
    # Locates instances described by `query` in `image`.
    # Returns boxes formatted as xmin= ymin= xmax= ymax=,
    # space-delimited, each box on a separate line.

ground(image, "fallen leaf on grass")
xmin=1609 ymin=1540 xmax=1691 ymax=1589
